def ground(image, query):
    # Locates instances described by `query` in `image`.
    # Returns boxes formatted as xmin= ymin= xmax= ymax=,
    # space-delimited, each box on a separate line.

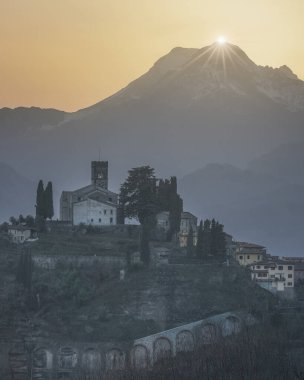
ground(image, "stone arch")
xmin=222 ymin=315 xmax=241 ymax=336
xmin=58 ymin=347 xmax=78 ymax=369
xmin=176 ymin=330 xmax=195 ymax=352
xmin=9 ymin=343 xmax=27 ymax=371
xmin=33 ymin=347 xmax=53 ymax=369
xmin=106 ymin=348 xmax=125 ymax=370
xmin=153 ymin=337 xmax=173 ymax=363
xmin=200 ymin=323 xmax=218 ymax=344
xmin=82 ymin=348 xmax=102 ymax=371
xmin=130 ymin=344 xmax=149 ymax=369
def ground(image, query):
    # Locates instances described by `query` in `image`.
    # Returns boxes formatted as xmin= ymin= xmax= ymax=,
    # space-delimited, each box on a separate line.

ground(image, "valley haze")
xmin=1 ymin=42 xmax=304 ymax=255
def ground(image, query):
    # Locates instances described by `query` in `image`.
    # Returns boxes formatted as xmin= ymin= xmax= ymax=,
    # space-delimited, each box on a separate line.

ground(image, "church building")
xmin=60 ymin=161 xmax=119 ymax=226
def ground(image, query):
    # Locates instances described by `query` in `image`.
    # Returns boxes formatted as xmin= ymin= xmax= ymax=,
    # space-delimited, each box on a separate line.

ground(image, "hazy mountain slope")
xmin=179 ymin=164 xmax=304 ymax=256
xmin=0 ymin=43 xmax=304 ymax=192
xmin=0 ymin=43 xmax=304 ymax=237
xmin=248 ymin=141 xmax=304 ymax=186
xmin=0 ymin=162 xmax=36 ymax=222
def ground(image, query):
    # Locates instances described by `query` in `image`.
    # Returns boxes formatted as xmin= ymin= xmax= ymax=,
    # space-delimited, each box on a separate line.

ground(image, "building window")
xmin=239 ymin=256 xmax=243 ymax=260
xmin=247 ymin=255 xmax=250 ymax=259
xmin=288 ymin=274 xmax=292 ymax=278
xmin=258 ymin=255 xmax=260 ymax=260
xmin=110 ymin=217 xmax=113 ymax=224
xmin=109 ymin=197 xmax=112 ymax=202
xmin=91 ymin=218 xmax=94 ymax=223
xmin=271 ymin=275 xmax=275 ymax=278
xmin=99 ymin=218 xmax=101 ymax=223
xmin=287 ymin=282 xmax=292 ymax=286
xmin=104 ymin=210 xmax=107 ymax=215
xmin=288 ymin=266 xmax=293 ymax=270
xmin=256 ymin=265 xmax=260 ymax=269
xmin=110 ymin=210 xmax=113 ymax=215
xmin=278 ymin=266 xmax=283 ymax=270
xmin=264 ymin=266 xmax=267 ymax=269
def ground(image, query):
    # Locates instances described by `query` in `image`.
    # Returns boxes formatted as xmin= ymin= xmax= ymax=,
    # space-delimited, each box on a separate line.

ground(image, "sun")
xmin=217 ymin=36 xmax=227 ymax=45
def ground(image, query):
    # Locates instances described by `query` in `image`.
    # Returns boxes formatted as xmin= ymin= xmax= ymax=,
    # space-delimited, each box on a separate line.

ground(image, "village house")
xmin=60 ymin=161 xmax=119 ymax=226
xmin=179 ymin=212 xmax=198 ymax=247
xmin=8 ymin=225 xmax=37 ymax=244
xmin=249 ymin=261 xmax=294 ymax=291
xmin=281 ymin=257 xmax=304 ymax=284
xmin=235 ymin=242 xmax=266 ymax=266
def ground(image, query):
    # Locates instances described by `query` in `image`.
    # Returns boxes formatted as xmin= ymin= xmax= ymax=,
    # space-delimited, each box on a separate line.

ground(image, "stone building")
xmin=60 ymin=161 xmax=119 ymax=226
xmin=179 ymin=212 xmax=198 ymax=247
xmin=249 ymin=261 xmax=294 ymax=291
xmin=8 ymin=225 xmax=37 ymax=243
xmin=234 ymin=242 xmax=266 ymax=266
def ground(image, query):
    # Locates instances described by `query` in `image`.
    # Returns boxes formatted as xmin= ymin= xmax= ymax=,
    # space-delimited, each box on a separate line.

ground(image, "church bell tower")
xmin=91 ymin=161 xmax=108 ymax=189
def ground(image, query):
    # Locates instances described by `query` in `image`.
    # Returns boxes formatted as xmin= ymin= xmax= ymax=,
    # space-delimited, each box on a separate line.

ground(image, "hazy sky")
xmin=1 ymin=0 xmax=304 ymax=112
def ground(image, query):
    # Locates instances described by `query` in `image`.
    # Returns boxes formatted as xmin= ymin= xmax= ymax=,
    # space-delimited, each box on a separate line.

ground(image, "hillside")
xmin=0 ymin=162 xmax=36 ymax=222
xmin=179 ymin=163 xmax=304 ymax=255
xmin=0 ymin=43 xmax=303 ymax=190
xmin=0 ymin=43 xmax=304 ymax=250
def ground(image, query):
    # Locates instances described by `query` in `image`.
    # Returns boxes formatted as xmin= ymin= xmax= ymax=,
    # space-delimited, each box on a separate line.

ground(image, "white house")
xmin=249 ymin=261 xmax=294 ymax=291
xmin=73 ymin=198 xmax=117 ymax=226
xmin=60 ymin=161 xmax=119 ymax=226
xmin=8 ymin=225 xmax=37 ymax=244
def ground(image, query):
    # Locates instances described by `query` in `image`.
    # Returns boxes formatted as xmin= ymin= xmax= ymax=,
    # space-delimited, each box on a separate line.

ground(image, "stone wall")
xmin=7 ymin=312 xmax=255 ymax=379
xmin=32 ymin=254 xmax=138 ymax=270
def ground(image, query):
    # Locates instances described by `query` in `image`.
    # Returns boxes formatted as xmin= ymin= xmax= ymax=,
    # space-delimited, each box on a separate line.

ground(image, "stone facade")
xmin=179 ymin=212 xmax=198 ymax=247
xmin=8 ymin=225 xmax=36 ymax=244
xmin=6 ymin=312 xmax=253 ymax=378
xmin=60 ymin=161 xmax=119 ymax=226
xmin=235 ymin=242 xmax=266 ymax=266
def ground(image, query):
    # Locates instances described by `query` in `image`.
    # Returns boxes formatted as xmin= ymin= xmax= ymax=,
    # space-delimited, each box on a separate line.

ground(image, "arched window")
xmin=58 ymin=347 xmax=78 ymax=369
xmin=106 ymin=349 xmax=125 ymax=370
xmin=176 ymin=330 xmax=195 ymax=352
xmin=82 ymin=348 xmax=102 ymax=371
xmin=130 ymin=345 xmax=149 ymax=369
xmin=201 ymin=323 xmax=218 ymax=344
xmin=153 ymin=337 xmax=172 ymax=363
xmin=33 ymin=348 xmax=53 ymax=369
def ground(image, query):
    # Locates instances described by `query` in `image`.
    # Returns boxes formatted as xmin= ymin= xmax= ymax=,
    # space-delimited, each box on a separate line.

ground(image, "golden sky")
xmin=1 ymin=0 xmax=304 ymax=112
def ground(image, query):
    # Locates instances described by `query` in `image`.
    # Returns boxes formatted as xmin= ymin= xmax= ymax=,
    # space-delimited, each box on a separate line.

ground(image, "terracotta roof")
xmin=181 ymin=212 xmax=197 ymax=219
xmin=236 ymin=242 xmax=265 ymax=249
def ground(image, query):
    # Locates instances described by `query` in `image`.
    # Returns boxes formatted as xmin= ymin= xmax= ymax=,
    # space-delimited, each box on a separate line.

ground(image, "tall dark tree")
xmin=120 ymin=166 xmax=157 ymax=264
xmin=18 ymin=215 xmax=25 ymax=224
xmin=202 ymin=219 xmax=211 ymax=257
xmin=9 ymin=216 xmax=18 ymax=225
xmin=210 ymin=218 xmax=217 ymax=256
xmin=213 ymin=221 xmax=226 ymax=257
xmin=196 ymin=220 xmax=203 ymax=258
xmin=168 ymin=177 xmax=183 ymax=240
xmin=25 ymin=215 xmax=35 ymax=227
xmin=156 ymin=176 xmax=183 ymax=241
xmin=36 ymin=180 xmax=45 ymax=218
xmin=45 ymin=181 xmax=54 ymax=220
xmin=187 ymin=226 xmax=194 ymax=258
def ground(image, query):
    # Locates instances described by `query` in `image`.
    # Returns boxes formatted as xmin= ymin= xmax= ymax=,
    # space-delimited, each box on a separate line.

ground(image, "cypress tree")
xmin=187 ymin=226 xmax=194 ymax=258
xmin=196 ymin=220 xmax=203 ymax=258
xmin=210 ymin=219 xmax=217 ymax=256
xmin=36 ymin=180 xmax=45 ymax=218
xmin=202 ymin=219 xmax=211 ymax=257
xmin=45 ymin=181 xmax=54 ymax=219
